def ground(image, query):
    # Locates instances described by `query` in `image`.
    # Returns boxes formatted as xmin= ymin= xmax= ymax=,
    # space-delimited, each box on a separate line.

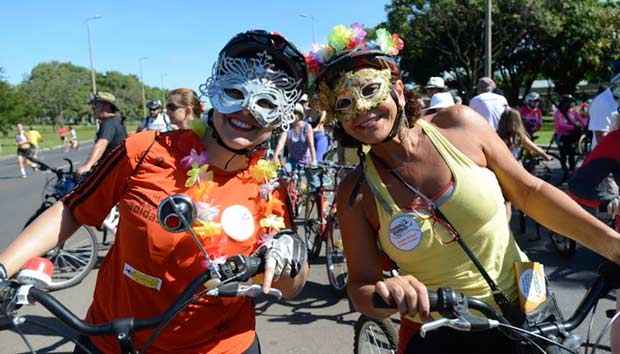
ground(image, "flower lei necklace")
xmin=184 ymin=119 xmax=283 ymax=261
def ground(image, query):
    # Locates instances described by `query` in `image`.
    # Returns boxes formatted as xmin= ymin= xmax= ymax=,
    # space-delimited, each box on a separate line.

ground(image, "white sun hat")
xmin=425 ymin=77 xmax=446 ymax=89
xmin=423 ymin=92 xmax=455 ymax=113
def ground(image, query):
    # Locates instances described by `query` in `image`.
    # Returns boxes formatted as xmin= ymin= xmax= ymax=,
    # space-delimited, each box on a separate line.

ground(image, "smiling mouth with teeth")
xmin=228 ymin=117 xmax=257 ymax=131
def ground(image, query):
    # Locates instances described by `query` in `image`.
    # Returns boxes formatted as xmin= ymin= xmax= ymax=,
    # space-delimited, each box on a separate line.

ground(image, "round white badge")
xmin=389 ymin=213 xmax=423 ymax=251
xmin=221 ymin=205 xmax=255 ymax=242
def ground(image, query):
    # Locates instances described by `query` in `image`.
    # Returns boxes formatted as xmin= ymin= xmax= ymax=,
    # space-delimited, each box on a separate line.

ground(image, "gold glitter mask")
xmin=330 ymin=68 xmax=392 ymax=122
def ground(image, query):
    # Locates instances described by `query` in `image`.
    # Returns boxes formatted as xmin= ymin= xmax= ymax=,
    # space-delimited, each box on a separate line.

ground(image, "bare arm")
xmin=0 ymin=202 xmax=80 ymax=277
xmin=520 ymin=133 xmax=551 ymax=160
xmin=336 ymin=173 xmax=430 ymax=320
xmin=78 ymin=139 xmax=109 ymax=173
xmin=336 ymin=174 xmax=393 ymax=318
xmin=273 ymin=133 xmax=287 ymax=165
xmin=452 ymin=106 xmax=620 ymax=263
xmin=306 ymin=124 xmax=317 ymax=164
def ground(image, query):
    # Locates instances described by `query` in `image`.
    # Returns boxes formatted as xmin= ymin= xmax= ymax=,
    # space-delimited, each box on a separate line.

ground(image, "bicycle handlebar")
xmin=3 ymin=255 xmax=267 ymax=337
xmin=371 ymin=259 xmax=620 ymax=342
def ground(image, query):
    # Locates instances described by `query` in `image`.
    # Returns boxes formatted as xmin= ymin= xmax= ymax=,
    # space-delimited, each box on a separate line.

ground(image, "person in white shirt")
xmin=588 ymin=74 xmax=620 ymax=147
xmin=469 ymin=77 xmax=508 ymax=130
xmin=137 ymin=100 xmax=174 ymax=132
xmin=424 ymin=76 xmax=446 ymax=108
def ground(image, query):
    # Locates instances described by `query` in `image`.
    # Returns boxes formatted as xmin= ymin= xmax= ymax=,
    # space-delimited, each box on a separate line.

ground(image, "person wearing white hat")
xmin=469 ymin=77 xmax=508 ymax=130
xmin=423 ymin=92 xmax=455 ymax=116
xmin=589 ymin=73 xmax=620 ymax=147
xmin=424 ymin=76 xmax=446 ymax=98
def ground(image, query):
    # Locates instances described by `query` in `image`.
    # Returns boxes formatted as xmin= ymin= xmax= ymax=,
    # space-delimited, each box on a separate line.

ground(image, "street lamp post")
xmin=299 ymin=14 xmax=317 ymax=44
xmin=139 ymin=57 xmax=149 ymax=118
xmin=85 ymin=15 xmax=102 ymax=97
xmin=485 ymin=0 xmax=492 ymax=78
xmin=160 ymin=73 xmax=167 ymax=104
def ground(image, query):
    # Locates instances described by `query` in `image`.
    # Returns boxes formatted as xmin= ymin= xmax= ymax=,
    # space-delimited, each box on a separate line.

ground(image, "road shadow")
xmin=255 ymin=280 xmax=356 ymax=327
xmin=1 ymin=315 xmax=78 ymax=353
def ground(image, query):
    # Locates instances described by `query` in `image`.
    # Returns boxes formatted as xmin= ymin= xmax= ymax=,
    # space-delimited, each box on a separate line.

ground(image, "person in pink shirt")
xmin=554 ymin=94 xmax=588 ymax=180
xmin=519 ymin=92 xmax=543 ymax=137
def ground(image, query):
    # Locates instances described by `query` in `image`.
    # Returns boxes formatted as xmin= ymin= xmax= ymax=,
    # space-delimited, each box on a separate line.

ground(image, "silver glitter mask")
xmin=202 ymin=51 xmax=303 ymax=130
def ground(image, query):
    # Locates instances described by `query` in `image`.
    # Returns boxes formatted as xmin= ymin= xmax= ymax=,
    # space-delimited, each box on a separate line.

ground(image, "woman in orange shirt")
xmin=0 ymin=30 xmax=309 ymax=354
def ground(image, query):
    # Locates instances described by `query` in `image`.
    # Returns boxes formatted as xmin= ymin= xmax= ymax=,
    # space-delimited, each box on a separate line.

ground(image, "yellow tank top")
xmin=364 ymin=119 xmax=528 ymax=313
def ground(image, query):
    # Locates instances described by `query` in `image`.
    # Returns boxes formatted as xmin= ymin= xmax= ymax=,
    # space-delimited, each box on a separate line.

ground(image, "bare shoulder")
xmin=431 ymin=104 xmax=492 ymax=133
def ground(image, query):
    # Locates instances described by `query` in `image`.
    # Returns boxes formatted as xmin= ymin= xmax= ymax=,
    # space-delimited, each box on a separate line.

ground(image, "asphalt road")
xmin=0 ymin=146 xmax=616 ymax=353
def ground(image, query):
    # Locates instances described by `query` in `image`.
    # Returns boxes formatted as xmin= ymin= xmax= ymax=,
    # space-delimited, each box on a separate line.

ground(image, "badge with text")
xmin=221 ymin=205 xmax=255 ymax=242
xmin=389 ymin=213 xmax=423 ymax=251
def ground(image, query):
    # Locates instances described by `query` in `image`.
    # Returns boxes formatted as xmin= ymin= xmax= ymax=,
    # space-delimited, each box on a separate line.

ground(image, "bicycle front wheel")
xmin=353 ymin=315 xmax=398 ymax=354
xmin=45 ymin=226 xmax=99 ymax=291
xmin=325 ymin=218 xmax=348 ymax=297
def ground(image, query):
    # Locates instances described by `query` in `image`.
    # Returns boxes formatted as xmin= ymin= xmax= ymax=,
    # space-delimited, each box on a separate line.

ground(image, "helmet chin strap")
xmin=379 ymin=89 xmax=407 ymax=144
xmin=206 ymin=109 xmax=268 ymax=157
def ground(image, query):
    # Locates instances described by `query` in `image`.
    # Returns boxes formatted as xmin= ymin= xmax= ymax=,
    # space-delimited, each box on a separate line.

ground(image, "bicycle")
xmin=0 ymin=254 xmax=278 ymax=354
xmin=302 ymin=162 xmax=355 ymax=296
xmin=1 ymin=194 xmax=282 ymax=354
xmin=22 ymin=157 xmax=99 ymax=291
xmin=353 ymin=314 xmax=399 ymax=354
xmin=367 ymin=259 xmax=620 ymax=353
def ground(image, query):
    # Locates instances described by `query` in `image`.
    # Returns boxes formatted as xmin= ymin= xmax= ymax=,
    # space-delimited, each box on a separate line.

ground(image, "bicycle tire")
xmin=24 ymin=205 xmax=99 ymax=291
xmin=353 ymin=315 xmax=398 ymax=354
xmin=304 ymin=195 xmax=322 ymax=260
xmin=325 ymin=218 xmax=347 ymax=297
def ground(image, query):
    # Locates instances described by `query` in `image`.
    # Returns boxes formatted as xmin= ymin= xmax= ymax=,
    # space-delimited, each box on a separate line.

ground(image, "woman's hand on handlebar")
xmin=375 ymin=274 xmax=431 ymax=319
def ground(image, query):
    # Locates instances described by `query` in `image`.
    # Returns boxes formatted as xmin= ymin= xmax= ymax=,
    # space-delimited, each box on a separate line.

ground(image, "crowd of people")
xmin=2 ymin=23 xmax=620 ymax=354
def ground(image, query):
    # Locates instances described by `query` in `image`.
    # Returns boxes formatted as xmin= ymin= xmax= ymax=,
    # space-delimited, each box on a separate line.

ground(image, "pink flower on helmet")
xmin=349 ymin=22 xmax=367 ymax=48
xmin=392 ymin=33 xmax=405 ymax=51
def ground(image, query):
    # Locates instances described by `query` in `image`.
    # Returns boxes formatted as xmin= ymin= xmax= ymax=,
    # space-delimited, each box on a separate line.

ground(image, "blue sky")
xmin=1 ymin=1 xmax=388 ymax=93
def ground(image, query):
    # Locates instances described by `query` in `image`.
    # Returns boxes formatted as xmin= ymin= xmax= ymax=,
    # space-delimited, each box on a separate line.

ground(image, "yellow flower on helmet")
xmin=259 ymin=214 xmax=285 ymax=232
xmin=193 ymin=220 xmax=222 ymax=239
xmin=249 ymin=159 xmax=279 ymax=183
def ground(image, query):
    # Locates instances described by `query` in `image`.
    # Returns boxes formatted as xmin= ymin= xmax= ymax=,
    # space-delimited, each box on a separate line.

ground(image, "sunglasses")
xmin=407 ymin=197 xmax=460 ymax=245
xmin=166 ymin=103 xmax=184 ymax=111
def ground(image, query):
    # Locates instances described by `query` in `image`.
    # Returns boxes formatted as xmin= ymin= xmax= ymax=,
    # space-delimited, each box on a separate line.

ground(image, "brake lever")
xmin=420 ymin=314 xmax=499 ymax=337
xmin=206 ymin=283 xmax=282 ymax=299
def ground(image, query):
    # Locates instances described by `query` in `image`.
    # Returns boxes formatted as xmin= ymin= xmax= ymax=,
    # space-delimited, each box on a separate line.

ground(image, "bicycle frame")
xmin=2 ymin=255 xmax=271 ymax=354
xmin=372 ymin=259 xmax=620 ymax=352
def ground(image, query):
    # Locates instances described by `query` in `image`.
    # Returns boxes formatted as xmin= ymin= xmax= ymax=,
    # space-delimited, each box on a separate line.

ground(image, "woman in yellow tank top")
xmin=307 ymin=25 xmax=620 ymax=354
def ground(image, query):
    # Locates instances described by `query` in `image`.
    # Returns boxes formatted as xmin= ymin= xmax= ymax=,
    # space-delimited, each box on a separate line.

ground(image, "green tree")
xmin=19 ymin=61 xmax=91 ymax=124
xmin=383 ymin=0 xmax=620 ymax=101
xmin=385 ymin=0 xmax=549 ymax=101
xmin=538 ymin=0 xmax=620 ymax=95
xmin=0 ymin=68 xmax=30 ymax=134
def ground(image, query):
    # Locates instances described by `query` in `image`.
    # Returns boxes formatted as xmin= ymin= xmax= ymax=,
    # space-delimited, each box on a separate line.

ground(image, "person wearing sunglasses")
xmin=137 ymin=99 xmax=174 ymax=133
xmin=307 ymin=24 xmax=620 ymax=354
xmin=0 ymin=30 xmax=309 ymax=354
xmin=165 ymin=88 xmax=203 ymax=130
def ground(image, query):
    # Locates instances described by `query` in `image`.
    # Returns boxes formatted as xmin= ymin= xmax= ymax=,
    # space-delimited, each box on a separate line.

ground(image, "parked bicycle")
xmin=301 ymin=162 xmax=355 ymax=296
xmin=22 ymin=157 xmax=98 ymax=291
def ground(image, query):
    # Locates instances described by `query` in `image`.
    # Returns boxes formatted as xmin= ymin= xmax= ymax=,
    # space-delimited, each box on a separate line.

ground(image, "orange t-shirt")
xmin=64 ymin=130 xmax=290 ymax=354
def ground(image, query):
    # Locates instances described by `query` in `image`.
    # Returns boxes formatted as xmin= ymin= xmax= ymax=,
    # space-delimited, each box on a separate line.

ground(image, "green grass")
xmin=1 ymin=121 xmax=140 ymax=157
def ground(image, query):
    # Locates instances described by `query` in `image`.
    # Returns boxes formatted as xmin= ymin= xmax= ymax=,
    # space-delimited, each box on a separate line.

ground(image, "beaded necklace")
xmin=184 ymin=119 xmax=284 ymax=261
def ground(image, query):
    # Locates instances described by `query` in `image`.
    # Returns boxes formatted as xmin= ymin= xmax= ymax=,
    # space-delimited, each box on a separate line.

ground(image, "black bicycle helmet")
xmin=218 ymin=30 xmax=308 ymax=92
